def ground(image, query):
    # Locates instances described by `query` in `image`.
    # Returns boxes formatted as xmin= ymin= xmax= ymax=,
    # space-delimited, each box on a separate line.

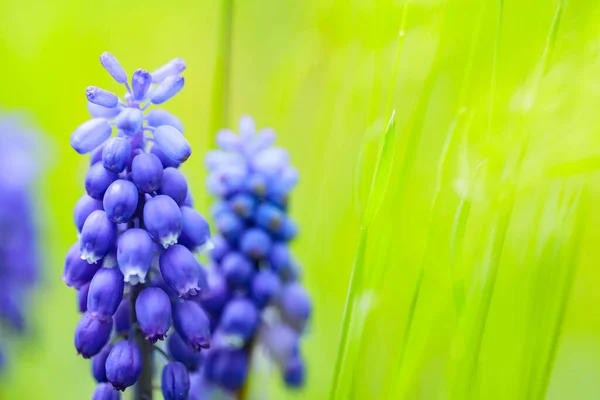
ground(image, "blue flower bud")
xmin=239 ymin=228 xmax=272 ymax=260
xmin=173 ymin=300 xmax=211 ymax=351
xmin=279 ymin=283 xmax=311 ymax=332
xmin=159 ymin=244 xmax=201 ymax=298
xmin=78 ymin=282 xmax=91 ymax=313
xmin=147 ymin=109 xmax=185 ymax=133
xmin=90 ymin=142 xmax=106 ymax=165
xmin=102 ymin=137 xmax=131 ymax=173
xmin=115 ymin=108 xmax=144 ymax=136
xmin=0 ymin=289 xmax=25 ymax=331
xmin=221 ymin=252 xmax=254 ymax=288
xmin=85 ymin=163 xmax=119 ymax=200
xmin=131 ymin=69 xmax=152 ymax=101
xmin=261 ymin=323 xmax=298 ymax=366
xmin=215 ymin=129 xmax=242 ymax=151
xmin=198 ymin=272 xmax=230 ymax=316
xmin=228 ymin=194 xmax=256 ymax=219
xmin=209 ymin=236 xmax=230 ymax=264
xmin=92 ymin=344 xmax=113 ymax=383
xmin=75 ymin=313 xmax=113 ymax=358
xmin=151 ymin=75 xmax=184 ymax=104
xmin=151 ymin=145 xmax=181 ymax=169
xmin=154 ymin=125 xmax=191 ymax=163
xmin=245 ymin=172 xmax=268 ymax=197
xmin=151 ymin=58 xmax=186 ymax=83
xmin=162 ymin=362 xmax=191 ymax=400
xmin=220 ymin=298 xmax=259 ymax=343
xmin=144 ymin=195 xmax=182 ymax=248
xmin=279 ymin=217 xmax=298 ymax=241
xmin=251 ymin=270 xmax=282 ymax=309
xmin=208 ymin=348 xmax=248 ymax=391
xmin=103 ymin=180 xmax=139 ymax=223
xmin=252 ymin=147 xmax=289 ymax=176
xmin=86 ymin=87 xmax=119 ymax=108
xmin=73 ymin=194 xmax=103 ymax=232
xmin=159 ymin=167 xmax=188 ymax=205
xmin=80 ymin=210 xmax=116 ymax=264
xmin=117 ymin=228 xmax=154 ymax=284
xmin=100 ymin=52 xmax=128 ymax=84
xmin=268 ymin=243 xmax=297 ymax=282
xmin=178 ymin=207 xmax=211 ymax=252
xmin=106 ymin=340 xmax=142 ymax=391
xmin=215 ymin=211 xmax=244 ymax=240
xmin=113 ymin=299 xmax=131 ymax=337
xmin=283 ymin=356 xmax=305 ymax=388
xmin=151 ymin=271 xmax=180 ymax=298
xmin=63 ymin=242 xmax=102 ymax=289
xmin=167 ymin=332 xmax=204 ymax=371
xmin=87 ymin=267 xmax=125 ymax=322
xmin=131 ymin=153 xmax=163 ymax=193
xmin=88 ymin=102 xmax=122 ymax=119
xmin=71 ymin=118 xmax=113 ymax=154
xmin=92 ymin=383 xmax=121 ymax=400
xmin=255 ymin=203 xmax=285 ymax=233
xmin=135 ymin=287 xmax=172 ymax=343
xmin=183 ymin=190 xmax=194 ymax=207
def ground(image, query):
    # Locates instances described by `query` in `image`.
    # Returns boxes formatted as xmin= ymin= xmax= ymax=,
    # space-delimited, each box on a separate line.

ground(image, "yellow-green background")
xmin=1 ymin=0 xmax=600 ymax=399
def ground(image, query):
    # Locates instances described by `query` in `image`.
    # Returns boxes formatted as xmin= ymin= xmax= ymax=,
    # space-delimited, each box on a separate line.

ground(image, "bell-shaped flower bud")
xmin=151 ymin=75 xmax=184 ymax=104
xmin=167 ymin=332 xmax=204 ymax=371
xmin=251 ymin=270 xmax=282 ymax=309
xmin=92 ymin=383 xmax=121 ymax=400
xmin=215 ymin=211 xmax=244 ymax=240
xmin=92 ymin=344 xmax=113 ymax=383
xmin=86 ymin=87 xmax=119 ymax=108
xmin=85 ymin=163 xmax=119 ymax=200
xmin=173 ymin=300 xmax=211 ymax=351
xmin=278 ymin=283 xmax=311 ymax=332
xmin=115 ymin=108 xmax=144 ymax=136
xmin=71 ymin=118 xmax=112 ymax=154
xmin=198 ymin=271 xmax=230 ymax=316
xmin=255 ymin=203 xmax=285 ymax=233
xmin=154 ymin=125 xmax=191 ymax=163
xmin=131 ymin=69 xmax=152 ymax=101
xmin=113 ymin=299 xmax=131 ymax=337
xmin=78 ymin=282 xmax=91 ymax=313
xmin=63 ymin=242 xmax=102 ymax=289
xmin=279 ymin=217 xmax=298 ymax=241
xmin=239 ymin=228 xmax=272 ymax=260
xmin=245 ymin=172 xmax=269 ymax=197
xmin=178 ymin=207 xmax=211 ymax=252
xmin=135 ymin=287 xmax=172 ymax=343
xmin=144 ymin=195 xmax=182 ymax=248
xmin=131 ymin=153 xmax=163 ymax=193
xmin=90 ymin=142 xmax=106 ymax=166
xmin=209 ymin=236 xmax=230 ymax=264
xmin=151 ymin=145 xmax=181 ymax=169
xmin=268 ymin=243 xmax=297 ymax=282
xmin=215 ymin=129 xmax=241 ymax=151
xmin=74 ymin=194 xmax=103 ymax=232
xmin=100 ymin=52 xmax=128 ymax=84
xmin=75 ymin=313 xmax=113 ymax=358
xmin=102 ymin=137 xmax=131 ymax=173
xmin=151 ymin=58 xmax=186 ymax=83
xmin=159 ymin=244 xmax=201 ymax=298
xmin=220 ymin=298 xmax=259 ymax=343
xmin=260 ymin=323 xmax=298 ymax=367
xmin=159 ymin=167 xmax=188 ymax=205
xmin=228 ymin=193 xmax=256 ymax=219
xmin=80 ymin=210 xmax=116 ymax=264
xmin=88 ymin=102 xmax=121 ymax=119
xmin=147 ymin=109 xmax=184 ymax=133
xmin=221 ymin=252 xmax=253 ymax=288
xmin=283 ymin=356 xmax=305 ymax=388
xmin=103 ymin=180 xmax=138 ymax=223
xmin=87 ymin=267 xmax=125 ymax=322
xmin=207 ymin=348 xmax=248 ymax=391
xmin=117 ymin=228 xmax=154 ymax=284
xmin=106 ymin=340 xmax=142 ymax=391
xmin=162 ymin=362 xmax=191 ymax=400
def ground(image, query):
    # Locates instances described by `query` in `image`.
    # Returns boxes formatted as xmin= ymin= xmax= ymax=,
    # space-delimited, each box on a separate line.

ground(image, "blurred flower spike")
xmin=193 ymin=116 xmax=312 ymax=395
xmin=64 ymin=53 xmax=213 ymax=399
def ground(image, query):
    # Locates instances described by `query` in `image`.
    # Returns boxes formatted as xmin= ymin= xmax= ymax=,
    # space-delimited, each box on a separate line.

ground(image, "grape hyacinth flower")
xmin=0 ymin=113 xmax=45 ymax=374
xmin=64 ymin=53 xmax=213 ymax=399
xmin=196 ymin=116 xmax=312 ymax=396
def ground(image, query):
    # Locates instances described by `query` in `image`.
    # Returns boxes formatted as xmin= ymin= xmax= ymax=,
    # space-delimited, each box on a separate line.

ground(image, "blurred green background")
xmin=1 ymin=0 xmax=600 ymax=399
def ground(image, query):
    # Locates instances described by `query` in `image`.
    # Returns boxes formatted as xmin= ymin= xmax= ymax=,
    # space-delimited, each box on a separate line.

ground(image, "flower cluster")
xmin=194 ymin=116 xmax=312 ymax=395
xmin=0 ymin=115 xmax=43 ymax=373
xmin=63 ymin=53 xmax=213 ymax=400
